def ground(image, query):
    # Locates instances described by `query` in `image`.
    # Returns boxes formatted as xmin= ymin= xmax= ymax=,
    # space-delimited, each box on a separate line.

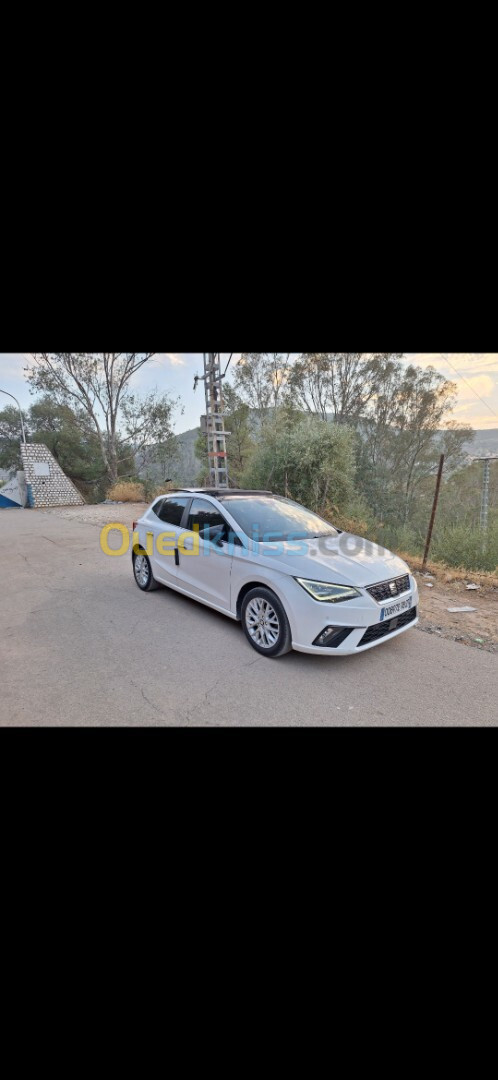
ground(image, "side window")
xmin=187 ymin=499 xmax=229 ymax=542
xmin=152 ymin=499 xmax=164 ymax=520
xmin=157 ymin=498 xmax=189 ymax=527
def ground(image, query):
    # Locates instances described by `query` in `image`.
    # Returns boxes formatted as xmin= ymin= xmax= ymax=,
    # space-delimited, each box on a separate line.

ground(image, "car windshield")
xmin=220 ymin=495 xmax=338 ymax=543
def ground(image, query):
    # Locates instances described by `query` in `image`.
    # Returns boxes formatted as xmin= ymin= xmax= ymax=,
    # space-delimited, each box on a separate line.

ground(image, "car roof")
xmin=176 ymin=488 xmax=275 ymax=498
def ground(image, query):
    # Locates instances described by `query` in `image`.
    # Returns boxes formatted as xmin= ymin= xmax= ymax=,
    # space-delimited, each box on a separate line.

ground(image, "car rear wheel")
xmin=133 ymin=553 xmax=160 ymax=592
xmin=241 ymin=587 xmax=292 ymax=657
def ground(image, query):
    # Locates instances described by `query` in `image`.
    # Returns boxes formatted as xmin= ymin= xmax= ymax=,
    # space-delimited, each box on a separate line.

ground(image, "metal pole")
xmin=422 ymin=453 xmax=445 ymax=568
xmin=480 ymin=459 xmax=490 ymax=531
xmin=0 ymin=388 xmax=27 ymax=444
xmin=203 ymin=353 xmax=228 ymax=488
xmin=473 ymin=456 xmax=498 ymax=553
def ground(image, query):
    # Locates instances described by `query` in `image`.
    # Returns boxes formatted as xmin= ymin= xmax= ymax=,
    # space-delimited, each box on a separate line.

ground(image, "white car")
xmin=132 ymin=488 xmax=419 ymax=657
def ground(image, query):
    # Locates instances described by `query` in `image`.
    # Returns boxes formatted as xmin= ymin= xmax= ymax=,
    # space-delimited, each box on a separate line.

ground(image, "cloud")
xmin=164 ymin=353 xmax=187 ymax=367
xmin=409 ymin=352 xmax=498 ymax=376
xmin=452 ymin=413 xmax=498 ymax=431
xmin=455 ymin=374 xmax=495 ymax=402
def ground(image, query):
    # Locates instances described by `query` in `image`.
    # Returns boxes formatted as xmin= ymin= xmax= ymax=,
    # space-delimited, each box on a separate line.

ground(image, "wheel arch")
xmin=235 ymin=581 xmax=272 ymax=620
xmin=235 ymin=579 xmax=296 ymax=631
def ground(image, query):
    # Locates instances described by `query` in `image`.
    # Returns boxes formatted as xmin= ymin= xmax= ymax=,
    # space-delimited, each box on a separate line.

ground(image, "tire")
xmin=133 ymin=553 xmax=161 ymax=592
xmin=241 ymin=587 xmax=292 ymax=657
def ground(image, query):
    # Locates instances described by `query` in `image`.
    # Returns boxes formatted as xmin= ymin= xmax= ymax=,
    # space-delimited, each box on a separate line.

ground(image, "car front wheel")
xmin=241 ymin=587 xmax=292 ymax=657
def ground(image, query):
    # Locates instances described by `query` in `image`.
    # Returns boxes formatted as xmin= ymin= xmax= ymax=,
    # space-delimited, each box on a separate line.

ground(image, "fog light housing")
xmin=312 ymin=626 xmax=354 ymax=648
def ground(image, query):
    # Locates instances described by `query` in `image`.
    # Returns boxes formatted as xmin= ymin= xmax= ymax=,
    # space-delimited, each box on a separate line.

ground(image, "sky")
xmin=1 ymin=352 xmax=498 ymax=434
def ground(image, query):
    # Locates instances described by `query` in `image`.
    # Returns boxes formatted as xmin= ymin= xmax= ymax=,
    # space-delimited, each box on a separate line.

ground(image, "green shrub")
xmin=430 ymin=523 xmax=498 ymax=572
xmin=240 ymin=417 xmax=357 ymax=514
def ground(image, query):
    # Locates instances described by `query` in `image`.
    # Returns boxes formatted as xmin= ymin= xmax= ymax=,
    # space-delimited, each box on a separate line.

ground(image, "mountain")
xmin=463 ymin=429 xmax=498 ymax=458
xmin=136 ymin=427 xmax=201 ymax=487
xmin=172 ymin=427 xmax=202 ymax=483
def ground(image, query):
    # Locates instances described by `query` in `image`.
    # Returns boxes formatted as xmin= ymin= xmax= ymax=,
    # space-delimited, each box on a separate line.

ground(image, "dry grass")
xmin=107 ymin=481 xmax=145 ymax=502
xmin=398 ymin=551 xmax=498 ymax=590
xmin=146 ymin=484 xmax=176 ymax=501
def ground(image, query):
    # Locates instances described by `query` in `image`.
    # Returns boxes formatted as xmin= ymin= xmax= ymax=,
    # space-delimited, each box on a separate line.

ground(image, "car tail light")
xmin=132 ymin=521 xmax=137 ymax=531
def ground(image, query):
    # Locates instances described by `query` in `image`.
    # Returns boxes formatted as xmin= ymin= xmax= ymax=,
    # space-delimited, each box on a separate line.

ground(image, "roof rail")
xmin=177 ymin=488 xmax=274 ymax=497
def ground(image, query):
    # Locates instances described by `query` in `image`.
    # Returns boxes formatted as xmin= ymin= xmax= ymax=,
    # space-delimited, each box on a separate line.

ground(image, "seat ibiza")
xmin=132 ymin=489 xmax=419 ymax=657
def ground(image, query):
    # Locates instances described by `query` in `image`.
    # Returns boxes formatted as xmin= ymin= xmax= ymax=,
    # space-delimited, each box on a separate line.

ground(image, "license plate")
xmin=380 ymin=595 xmax=412 ymax=621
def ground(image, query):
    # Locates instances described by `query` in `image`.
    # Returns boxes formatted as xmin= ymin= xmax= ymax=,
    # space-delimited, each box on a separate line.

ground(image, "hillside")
xmin=463 ymin=429 xmax=498 ymax=458
xmin=136 ymin=427 xmax=201 ymax=487
xmin=137 ymin=424 xmax=498 ymax=490
xmin=173 ymin=427 xmax=201 ymax=483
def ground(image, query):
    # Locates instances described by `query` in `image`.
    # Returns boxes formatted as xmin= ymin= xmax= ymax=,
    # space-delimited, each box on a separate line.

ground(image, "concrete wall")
xmin=20 ymin=444 xmax=85 ymax=507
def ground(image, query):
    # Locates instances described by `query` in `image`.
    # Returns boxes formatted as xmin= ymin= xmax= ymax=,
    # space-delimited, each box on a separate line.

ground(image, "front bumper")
xmin=287 ymin=574 xmax=419 ymax=655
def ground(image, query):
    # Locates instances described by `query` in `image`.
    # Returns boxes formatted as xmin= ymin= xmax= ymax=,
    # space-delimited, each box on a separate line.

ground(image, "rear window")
xmin=154 ymin=497 xmax=188 ymax=527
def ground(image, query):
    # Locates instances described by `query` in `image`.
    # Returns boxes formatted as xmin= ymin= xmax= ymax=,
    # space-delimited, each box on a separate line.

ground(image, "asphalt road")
xmin=1 ymin=508 xmax=497 ymax=726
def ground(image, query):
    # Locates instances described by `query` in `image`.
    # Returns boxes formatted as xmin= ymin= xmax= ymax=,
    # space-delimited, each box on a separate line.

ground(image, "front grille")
xmin=357 ymin=606 xmax=417 ymax=647
xmin=366 ymin=574 xmax=410 ymax=603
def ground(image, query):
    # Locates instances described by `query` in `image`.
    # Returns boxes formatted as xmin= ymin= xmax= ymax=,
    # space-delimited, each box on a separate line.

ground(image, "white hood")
xmin=258 ymin=533 xmax=410 ymax=588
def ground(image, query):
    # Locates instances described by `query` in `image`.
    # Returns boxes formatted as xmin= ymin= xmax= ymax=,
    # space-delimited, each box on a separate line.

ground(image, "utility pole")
xmin=0 ymin=388 xmax=27 ymax=444
xmin=480 ymin=459 xmax=491 ymax=530
xmin=422 ymin=454 xmax=445 ymax=568
xmin=475 ymin=456 xmax=498 ymax=551
xmin=198 ymin=353 xmax=229 ymax=488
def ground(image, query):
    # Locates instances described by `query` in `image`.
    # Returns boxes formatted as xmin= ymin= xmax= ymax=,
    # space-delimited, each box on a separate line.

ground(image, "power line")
xmin=439 ymin=354 xmax=498 ymax=422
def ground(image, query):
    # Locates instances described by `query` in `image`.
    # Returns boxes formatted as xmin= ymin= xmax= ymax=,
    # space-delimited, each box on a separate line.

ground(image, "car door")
xmin=149 ymin=496 xmax=189 ymax=586
xmin=176 ymin=497 xmax=232 ymax=609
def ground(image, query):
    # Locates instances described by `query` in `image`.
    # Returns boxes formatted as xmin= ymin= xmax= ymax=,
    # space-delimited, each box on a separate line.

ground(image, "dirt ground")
xmin=35 ymin=503 xmax=498 ymax=655
xmin=412 ymin=571 xmax=497 ymax=653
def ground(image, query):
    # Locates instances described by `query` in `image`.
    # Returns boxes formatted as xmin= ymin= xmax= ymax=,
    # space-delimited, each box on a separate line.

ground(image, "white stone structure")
xmin=20 ymin=444 xmax=85 ymax=507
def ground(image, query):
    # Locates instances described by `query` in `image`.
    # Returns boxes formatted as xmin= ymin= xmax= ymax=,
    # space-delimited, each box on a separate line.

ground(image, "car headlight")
xmin=296 ymin=578 xmax=361 ymax=603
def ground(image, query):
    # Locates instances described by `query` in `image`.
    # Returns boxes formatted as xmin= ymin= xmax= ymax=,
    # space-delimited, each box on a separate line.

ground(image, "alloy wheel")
xmin=134 ymin=555 xmax=150 ymax=588
xmin=245 ymin=597 xmax=280 ymax=649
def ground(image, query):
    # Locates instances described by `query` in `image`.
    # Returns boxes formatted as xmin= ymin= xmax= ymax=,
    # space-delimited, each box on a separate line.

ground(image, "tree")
xmin=286 ymin=353 xmax=402 ymax=423
xmin=233 ymin=353 xmax=291 ymax=424
xmin=26 ymin=353 xmax=179 ymax=486
xmin=29 ymin=396 xmax=108 ymax=497
xmin=0 ymin=406 xmax=25 ymax=472
xmin=120 ymin=390 xmax=180 ymax=478
xmin=285 ymin=353 xmax=331 ymax=420
xmin=222 ymin=385 xmax=255 ymax=483
xmin=358 ymin=363 xmax=474 ymax=524
xmin=241 ymin=414 xmax=357 ymax=514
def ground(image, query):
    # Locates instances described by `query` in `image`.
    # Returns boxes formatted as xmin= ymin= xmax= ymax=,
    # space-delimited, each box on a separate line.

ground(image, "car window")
xmin=152 ymin=499 xmax=164 ymax=520
xmin=156 ymin=497 xmax=189 ymax=527
xmin=187 ymin=498 xmax=229 ymax=542
xmin=220 ymin=495 xmax=338 ymax=542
